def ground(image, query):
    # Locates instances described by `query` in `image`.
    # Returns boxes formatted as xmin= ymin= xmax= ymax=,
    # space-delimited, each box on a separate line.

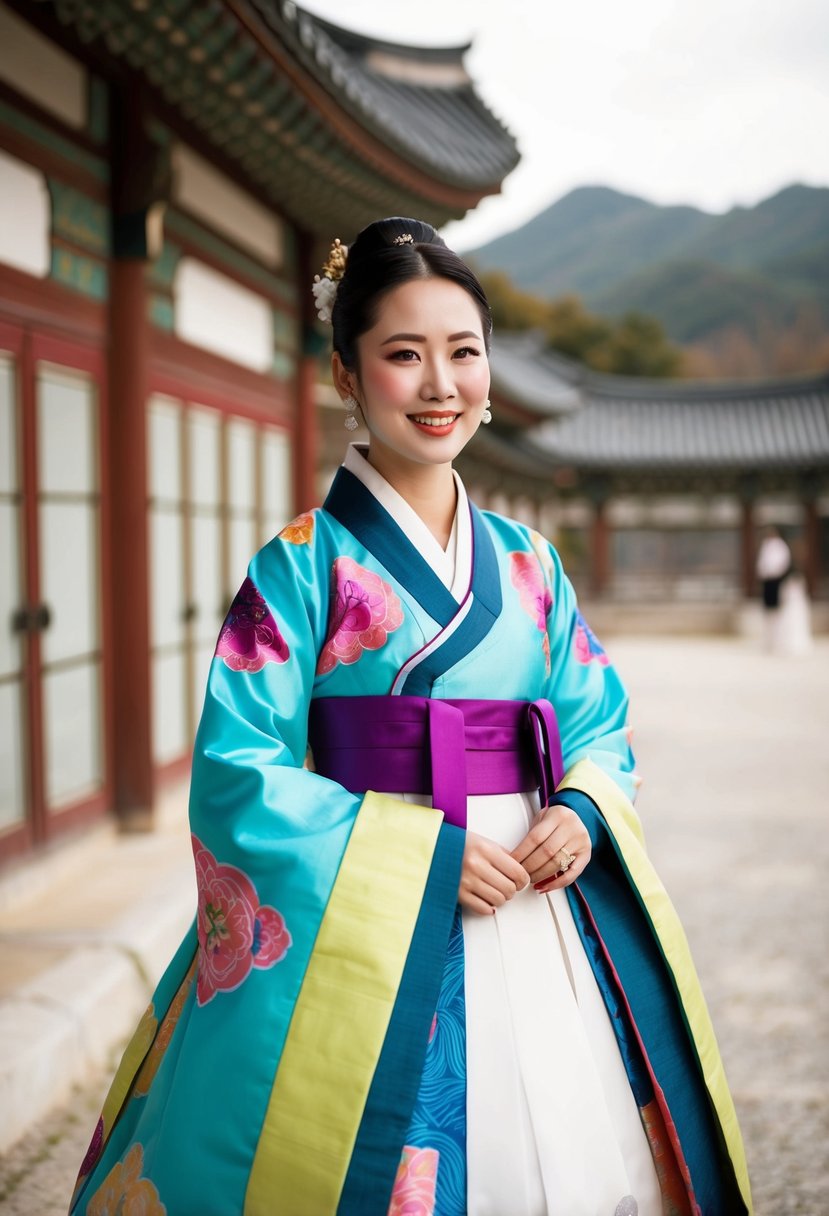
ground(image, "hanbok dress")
xmin=70 ymin=445 xmax=751 ymax=1216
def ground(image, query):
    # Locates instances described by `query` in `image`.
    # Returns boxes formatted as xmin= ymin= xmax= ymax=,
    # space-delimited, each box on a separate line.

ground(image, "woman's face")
xmin=340 ymin=276 xmax=490 ymax=476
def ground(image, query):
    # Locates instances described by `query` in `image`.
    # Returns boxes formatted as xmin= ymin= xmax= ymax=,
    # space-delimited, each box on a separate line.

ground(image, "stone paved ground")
xmin=1 ymin=637 xmax=827 ymax=1214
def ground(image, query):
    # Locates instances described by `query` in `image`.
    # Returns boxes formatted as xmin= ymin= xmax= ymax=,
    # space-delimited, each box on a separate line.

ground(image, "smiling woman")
xmin=71 ymin=219 xmax=752 ymax=1216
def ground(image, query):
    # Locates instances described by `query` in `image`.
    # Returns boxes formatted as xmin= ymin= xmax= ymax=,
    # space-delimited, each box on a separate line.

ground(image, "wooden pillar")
xmin=107 ymin=86 xmax=169 ymax=828
xmin=109 ymin=263 xmax=153 ymax=824
xmin=740 ymin=497 xmax=756 ymax=598
xmin=295 ymin=231 xmax=320 ymax=510
xmin=804 ymin=498 xmax=821 ymax=597
xmin=588 ymin=481 xmax=612 ymax=597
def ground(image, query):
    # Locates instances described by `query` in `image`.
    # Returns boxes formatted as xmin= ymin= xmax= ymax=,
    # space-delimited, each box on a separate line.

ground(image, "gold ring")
xmin=553 ymin=848 xmax=576 ymax=873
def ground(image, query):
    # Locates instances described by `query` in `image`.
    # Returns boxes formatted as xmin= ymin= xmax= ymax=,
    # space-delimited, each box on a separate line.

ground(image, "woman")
xmin=71 ymin=219 xmax=751 ymax=1216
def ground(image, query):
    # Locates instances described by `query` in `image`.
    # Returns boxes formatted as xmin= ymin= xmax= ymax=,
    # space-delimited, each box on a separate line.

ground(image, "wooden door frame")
xmin=0 ymin=319 xmax=112 ymax=863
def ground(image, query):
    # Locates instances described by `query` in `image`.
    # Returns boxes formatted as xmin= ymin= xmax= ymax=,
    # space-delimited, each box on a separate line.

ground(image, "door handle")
xmin=10 ymin=603 xmax=51 ymax=632
xmin=11 ymin=607 xmax=30 ymax=633
xmin=33 ymin=603 xmax=52 ymax=631
xmin=10 ymin=604 xmax=51 ymax=632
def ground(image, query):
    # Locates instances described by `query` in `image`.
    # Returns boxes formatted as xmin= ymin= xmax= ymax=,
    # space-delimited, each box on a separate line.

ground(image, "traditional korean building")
xmin=458 ymin=332 xmax=829 ymax=605
xmin=0 ymin=0 xmax=518 ymax=863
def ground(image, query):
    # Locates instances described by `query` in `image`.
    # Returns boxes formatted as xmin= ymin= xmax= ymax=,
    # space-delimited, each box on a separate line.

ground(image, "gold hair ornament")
xmin=393 ymin=233 xmax=414 ymax=245
xmin=312 ymin=237 xmax=349 ymax=324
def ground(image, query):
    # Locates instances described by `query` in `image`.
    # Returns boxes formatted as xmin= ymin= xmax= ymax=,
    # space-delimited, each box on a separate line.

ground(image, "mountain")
xmin=467 ymin=184 xmax=829 ymax=345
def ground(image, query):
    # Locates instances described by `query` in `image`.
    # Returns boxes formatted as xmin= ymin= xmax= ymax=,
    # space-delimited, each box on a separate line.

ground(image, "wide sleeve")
xmin=189 ymin=530 xmax=358 ymax=939
xmin=189 ymin=527 xmax=444 ymax=1009
xmin=185 ymin=528 xmax=455 ymax=1211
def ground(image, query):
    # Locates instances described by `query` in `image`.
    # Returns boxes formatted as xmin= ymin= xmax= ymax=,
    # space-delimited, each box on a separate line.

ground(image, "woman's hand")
xmin=458 ymin=831 xmax=531 ymax=916
xmin=510 ymin=803 xmax=591 ymax=893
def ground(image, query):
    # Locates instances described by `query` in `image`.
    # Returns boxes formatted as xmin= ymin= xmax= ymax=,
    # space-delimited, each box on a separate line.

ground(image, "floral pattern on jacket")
xmin=278 ymin=512 xmax=315 ymax=545
xmin=317 ymin=557 xmax=404 ymax=675
xmin=574 ymin=611 xmax=610 ymax=666
xmin=509 ymin=550 xmax=553 ymax=674
xmin=388 ymin=1145 xmax=440 ymax=1216
xmin=88 ymin=1144 xmax=166 ymax=1216
xmin=194 ymin=837 xmax=291 ymax=1005
xmin=215 ymin=578 xmax=290 ymax=673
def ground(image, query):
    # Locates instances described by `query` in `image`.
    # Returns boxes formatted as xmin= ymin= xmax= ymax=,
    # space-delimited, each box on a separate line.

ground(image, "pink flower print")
xmin=388 ymin=1145 xmax=439 ymax=1216
xmin=574 ymin=612 xmax=610 ymax=666
xmin=215 ymin=577 xmax=290 ymax=673
xmin=510 ymin=551 xmax=553 ymax=674
xmin=193 ymin=836 xmax=291 ymax=1006
xmin=317 ymin=558 xmax=404 ymax=675
xmin=278 ymin=512 xmax=315 ymax=545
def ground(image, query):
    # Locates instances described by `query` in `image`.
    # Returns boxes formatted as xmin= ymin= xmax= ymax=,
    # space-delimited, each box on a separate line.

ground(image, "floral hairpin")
xmin=312 ymin=237 xmax=348 ymax=324
xmin=393 ymin=233 xmax=414 ymax=245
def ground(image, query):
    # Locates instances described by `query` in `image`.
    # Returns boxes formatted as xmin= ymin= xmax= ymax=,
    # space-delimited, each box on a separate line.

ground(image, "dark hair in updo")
xmin=331 ymin=216 xmax=492 ymax=369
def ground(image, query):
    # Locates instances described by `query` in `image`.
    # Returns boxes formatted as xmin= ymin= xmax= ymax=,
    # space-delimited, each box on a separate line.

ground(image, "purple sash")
xmin=308 ymin=697 xmax=564 ymax=830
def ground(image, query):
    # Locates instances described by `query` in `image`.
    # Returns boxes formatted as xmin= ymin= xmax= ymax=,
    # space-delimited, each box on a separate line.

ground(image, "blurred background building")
xmin=0 ymin=0 xmax=518 ymax=862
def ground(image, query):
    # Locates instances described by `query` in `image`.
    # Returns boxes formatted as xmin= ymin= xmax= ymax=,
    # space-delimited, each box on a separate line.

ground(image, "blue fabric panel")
xmin=337 ymin=822 xmax=465 ymax=1216
xmin=554 ymin=790 xmax=746 ymax=1215
xmin=401 ymin=509 xmax=502 ymax=696
xmin=323 ymin=468 xmax=458 ymax=627
xmin=405 ymin=907 xmax=467 ymax=1216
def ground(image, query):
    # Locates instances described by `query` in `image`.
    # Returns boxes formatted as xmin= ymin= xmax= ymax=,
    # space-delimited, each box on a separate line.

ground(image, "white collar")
xmin=342 ymin=444 xmax=471 ymax=597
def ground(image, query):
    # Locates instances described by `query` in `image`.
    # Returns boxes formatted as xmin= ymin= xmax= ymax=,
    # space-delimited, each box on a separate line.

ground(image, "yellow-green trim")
xmin=559 ymin=759 xmax=753 ymax=1213
xmin=244 ymin=790 xmax=442 ymax=1216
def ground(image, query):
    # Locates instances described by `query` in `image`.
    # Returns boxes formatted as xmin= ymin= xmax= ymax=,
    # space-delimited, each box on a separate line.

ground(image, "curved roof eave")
xmin=245 ymin=0 xmax=520 ymax=193
xmin=36 ymin=0 xmax=518 ymax=234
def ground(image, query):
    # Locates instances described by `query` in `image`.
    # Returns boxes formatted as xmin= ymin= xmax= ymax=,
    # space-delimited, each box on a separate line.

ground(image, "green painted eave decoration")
xmin=272 ymin=308 xmax=298 ymax=353
xmin=148 ymin=240 xmax=182 ymax=290
xmin=271 ymin=350 xmax=296 ymax=382
xmin=51 ymin=248 xmax=108 ymax=301
xmin=48 ymin=179 xmax=110 ymax=256
xmin=0 ymin=100 xmax=108 ymax=184
xmin=149 ymin=294 xmax=175 ymax=332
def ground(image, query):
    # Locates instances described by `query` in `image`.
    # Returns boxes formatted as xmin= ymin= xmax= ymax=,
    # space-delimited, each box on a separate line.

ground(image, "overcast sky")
xmin=302 ymin=0 xmax=829 ymax=250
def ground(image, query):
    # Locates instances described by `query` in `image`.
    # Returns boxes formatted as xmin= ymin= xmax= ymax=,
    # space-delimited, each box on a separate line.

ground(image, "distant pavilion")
xmin=457 ymin=333 xmax=829 ymax=603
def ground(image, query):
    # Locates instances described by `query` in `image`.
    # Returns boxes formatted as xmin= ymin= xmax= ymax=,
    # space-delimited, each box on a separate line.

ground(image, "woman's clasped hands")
xmin=458 ymin=803 xmax=592 ymax=916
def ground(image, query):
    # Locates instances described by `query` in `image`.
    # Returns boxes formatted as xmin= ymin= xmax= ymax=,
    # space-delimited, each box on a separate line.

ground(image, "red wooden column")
xmin=107 ymin=86 xmax=167 ymax=828
xmin=108 ymin=258 xmax=153 ymax=827
xmin=588 ymin=481 xmax=612 ymax=598
xmin=740 ymin=497 xmax=756 ymax=598
xmin=803 ymin=498 xmax=821 ymax=597
xmin=294 ymin=231 xmax=320 ymax=511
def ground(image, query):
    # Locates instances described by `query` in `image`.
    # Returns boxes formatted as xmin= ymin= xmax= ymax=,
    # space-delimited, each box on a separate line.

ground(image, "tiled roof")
xmin=489 ymin=333 xmax=584 ymax=418
xmin=491 ymin=336 xmax=829 ymax=471
xmin=287 ymin=9 xmax=520 ymax=190
xmin=530 ymin=377 xmax=829 ymax=470
xmin=36 ymin=0 xmax=518 ymax=233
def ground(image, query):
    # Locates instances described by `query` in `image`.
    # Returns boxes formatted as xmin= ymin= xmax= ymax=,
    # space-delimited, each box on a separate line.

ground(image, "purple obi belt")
xmin=308 ymin=696 xmax=564 ymax=831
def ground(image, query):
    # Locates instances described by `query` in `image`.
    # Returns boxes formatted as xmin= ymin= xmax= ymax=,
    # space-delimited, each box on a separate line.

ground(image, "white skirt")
xmin=426 ymin=791 xmax=664 ymax=1216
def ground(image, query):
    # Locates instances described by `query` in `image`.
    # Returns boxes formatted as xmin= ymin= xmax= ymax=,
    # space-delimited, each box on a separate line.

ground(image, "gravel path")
xmin=1 ymin=636 xmax=827 ymax=1214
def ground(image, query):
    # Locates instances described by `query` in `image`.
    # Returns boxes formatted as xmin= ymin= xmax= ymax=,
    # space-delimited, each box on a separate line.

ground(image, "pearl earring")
xmin=482 ymin=399 xmax=492 ymax=425
xmin=343 ymin=395 xmax=360 ymax=431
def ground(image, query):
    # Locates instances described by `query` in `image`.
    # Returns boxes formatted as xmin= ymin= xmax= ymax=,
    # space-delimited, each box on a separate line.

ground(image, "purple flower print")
xmin=215 ymin=578 xmax=290 ymax=673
